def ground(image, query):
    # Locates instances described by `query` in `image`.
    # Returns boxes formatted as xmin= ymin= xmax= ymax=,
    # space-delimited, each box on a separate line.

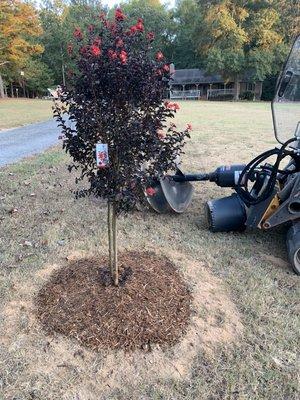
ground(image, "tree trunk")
xmin=108 ymin=201 xmax=113 ymax=277
xmin=112 ymin=202 xmax=118 ymax=286
xmin=0 ymin=74 xmax=5 ymax=98
xmin=233 ymin=76 xmax=240 ymax=101
xmin=107 ymin=201 xmax=118 ymax=286
xmin=10 ymin=82 xmax=14 ymax=98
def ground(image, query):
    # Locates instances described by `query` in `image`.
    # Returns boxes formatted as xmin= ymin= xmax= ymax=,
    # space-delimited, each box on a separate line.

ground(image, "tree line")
xmin=0 ymin=0 xmax=299 ymax=99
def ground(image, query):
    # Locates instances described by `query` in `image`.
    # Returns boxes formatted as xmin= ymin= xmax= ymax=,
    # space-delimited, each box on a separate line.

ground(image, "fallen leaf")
xmin=22 ymin=240 xmax=33 ymax=247
xmin=8 ymin=207 xmax=18 ymax=215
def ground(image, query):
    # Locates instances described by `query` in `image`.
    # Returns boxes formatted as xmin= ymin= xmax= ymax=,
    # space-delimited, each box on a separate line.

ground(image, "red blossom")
xmin=146 ymin=187 xmax=156 ymax=196
xmin=165 ymin=102 xmax=180 ymax=111
xmin=91 ymin=45 xmax=101 ymax=57
xmin=115 ymin=7 xmax=125 ymax=21
xmin=130 ymin=25 xmax=138 ymax=34
xmin=186 ymin=123 xmax=192 ymax=131
xmin=136 ymin=18 xmax=144 ymax=32
xmin=108 ymin=49 xmax=118 ymax=60
xmin=73 ymin=27 xmax=83 ymax=40
xmin=79 ymin=46 xmax=88 ymax=55
xmin=93 ymin=37 xmax=101 ymax=47
xmin=156 ymin=51 xmax=164 ymax=61
xmin=155 ymin=69 xmax=162 ymax=76
xmin=116 ymin=38 xmax=124 ymax=48
xmin=67 ymin=43 xmax=73 ymax=55
xmin=147 ymin=32 xmax=155 ymax=41
xmin=99 ymin=12 xmax=106 ymax=21
xmin=157 ymin=129 xmax=165 ymax=139
xmin=120 ymin=50 xmax=128 ymax=64
xmin=163 ymin=64 xmax=170 ymax=72
xmin=109 ymin=22 xmax=117 ymax=33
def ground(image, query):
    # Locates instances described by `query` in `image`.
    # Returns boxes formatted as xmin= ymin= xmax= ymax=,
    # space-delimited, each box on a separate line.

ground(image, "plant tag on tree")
xmin=96 ymin=143 xmax=109 ymax=168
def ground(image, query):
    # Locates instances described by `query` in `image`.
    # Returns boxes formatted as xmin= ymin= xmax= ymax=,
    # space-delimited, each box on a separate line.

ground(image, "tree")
xmin=54 ymin=8 xmax=190 ymax=286
xmin=170 ymin=0 xmax=204 ymax=68
xmin=118 ymin=0 xmax=173 ymax=57
xmin=23 ymin=58 xmax=54 ymax=96
xmin=0 ymin=0 xmax=43 ymax=98
xmin=194 ymin=0 xmax=287 ymax=99
xmin=39 ymin=0 xmax=104 ymax=85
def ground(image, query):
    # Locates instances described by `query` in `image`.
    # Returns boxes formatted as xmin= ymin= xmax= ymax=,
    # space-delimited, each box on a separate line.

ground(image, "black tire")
xmin=286 ymin=222 xmax=300 ymax=275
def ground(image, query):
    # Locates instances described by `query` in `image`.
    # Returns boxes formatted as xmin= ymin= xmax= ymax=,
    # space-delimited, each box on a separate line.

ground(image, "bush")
xmin=240 ymin=91 xmax=255 ymax=100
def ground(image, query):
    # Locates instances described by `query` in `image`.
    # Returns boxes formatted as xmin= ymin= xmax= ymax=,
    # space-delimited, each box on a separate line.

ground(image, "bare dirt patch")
xmin=34 ymin=251 xmax=192 ymax=351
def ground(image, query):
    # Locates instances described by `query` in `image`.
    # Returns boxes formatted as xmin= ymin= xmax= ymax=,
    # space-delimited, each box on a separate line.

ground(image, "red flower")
xmin=91 ymin=45 xmax=101 ymax=57
xmin=147 ymin=32 xmax=155 ymax=41
xmin=108 ymin=49 xmax=118 ymax=60
xmin=73 ymin=27 xmax=83 ymax=40
xmin=130 ymin=25 xmax=138 ymax=34
xmin=67 ymin=43 xmax=73 ymax=55
xmin=136 ymin=18 xmax=144 ymax=32
xmin=79 ymin=46 xmax=88 ymax=55
xmin=163 ymin=64 xmax=170 ymax=72
xmin=156 ymin=51 xmax=164 ymax=61
xmin=165 ymin=102 xmax=180 ymax=111
xmin=155 ymin=68 xmax=162 ymax=76
xmin=146 ymin=187 xmax=156 ymax=196
xmin=99 ymin=12 xmax=106 ymax=21
xmin=115 ymin=7 xmax=125 ymax=21
xmin=116 ymin=38 xmax=124 ymax=48
xmin=186 ymin=123 xmax=192 ymax=131
xmin=120 ymin=50 xmax=127 ymax=64
xmin=93 ymin=37 xmax=101 ymax=47
xmin=157 ymin=129 xmax=165 ymax=139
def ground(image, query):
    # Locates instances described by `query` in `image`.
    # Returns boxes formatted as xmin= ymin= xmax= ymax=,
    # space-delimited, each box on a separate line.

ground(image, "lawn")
xmin=0 ymin=99 xmax=52 ymax=130
xmin=0 ymin=101 xmax=299 ymax=400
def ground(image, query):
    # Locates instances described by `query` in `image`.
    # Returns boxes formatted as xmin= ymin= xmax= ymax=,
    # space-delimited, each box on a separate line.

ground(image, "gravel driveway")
xmin=0 ymin=119 xmax=61 ymax=166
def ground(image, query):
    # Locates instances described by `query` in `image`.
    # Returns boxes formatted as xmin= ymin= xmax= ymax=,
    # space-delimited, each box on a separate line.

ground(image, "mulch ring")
xmin=35 ymin=251 xmax=192 ymax=352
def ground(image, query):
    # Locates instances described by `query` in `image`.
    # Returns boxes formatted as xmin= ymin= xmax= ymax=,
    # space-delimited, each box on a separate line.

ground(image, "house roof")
xmin=170 ymin=68 xmax=259 ymax=85
xmin=171 ymin=69 xmax=223 ymax=85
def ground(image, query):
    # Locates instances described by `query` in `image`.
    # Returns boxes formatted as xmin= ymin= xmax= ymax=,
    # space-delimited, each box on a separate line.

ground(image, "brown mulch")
xmin=35 ymin=251 xmax=192 ymax=352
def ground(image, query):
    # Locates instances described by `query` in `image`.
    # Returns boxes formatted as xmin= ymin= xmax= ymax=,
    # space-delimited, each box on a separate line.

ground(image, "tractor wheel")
xmin=286 ymin=223 xmax=300 ymax=275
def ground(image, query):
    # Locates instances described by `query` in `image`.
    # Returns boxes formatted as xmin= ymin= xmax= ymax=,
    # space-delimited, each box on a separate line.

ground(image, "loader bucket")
xmin=146 ymin=169 xmax=194 ymax=214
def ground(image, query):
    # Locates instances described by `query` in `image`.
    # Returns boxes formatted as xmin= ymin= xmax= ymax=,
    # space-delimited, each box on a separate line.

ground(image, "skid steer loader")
xmin=146 ymin=35 xmax=300 ymax=275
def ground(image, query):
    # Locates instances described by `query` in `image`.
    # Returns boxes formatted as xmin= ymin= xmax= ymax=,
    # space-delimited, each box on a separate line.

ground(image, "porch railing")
xmin=170 ymin=89 xmax=201 ymax=100
xmin=207 ymin=88 xmax=235 ymax=99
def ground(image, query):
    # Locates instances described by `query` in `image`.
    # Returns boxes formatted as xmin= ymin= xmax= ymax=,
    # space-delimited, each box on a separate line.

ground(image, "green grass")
xmin=0 ymin=101 xmax=299 ymax=400
xmin=0 ymin=98 xmax=53 ymax=130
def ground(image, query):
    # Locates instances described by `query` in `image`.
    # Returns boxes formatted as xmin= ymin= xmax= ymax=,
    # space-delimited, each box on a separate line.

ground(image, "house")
xmin=169 ymin=68 xmax=263 ymax=100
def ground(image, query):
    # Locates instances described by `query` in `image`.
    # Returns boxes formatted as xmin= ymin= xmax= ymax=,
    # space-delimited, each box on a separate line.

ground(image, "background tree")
xmin=39 ymin=0 xmax=104 ymax=86
xmin=0 ymin=0 xmax=44 ymax=98
xmin=117 ymin=0 xmax=173 ymax=57
xmin=54 ymin=8 xmax=191 ymax=286
xmin=193 ymin=0 xmax=288 ymax=99
xmin=169 ymin=0 xmax=204 ymax=68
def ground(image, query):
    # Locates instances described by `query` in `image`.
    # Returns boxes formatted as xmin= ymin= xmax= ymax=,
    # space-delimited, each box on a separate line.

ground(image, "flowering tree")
xmin=54 ymin=8 xmax=191 ymax=286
